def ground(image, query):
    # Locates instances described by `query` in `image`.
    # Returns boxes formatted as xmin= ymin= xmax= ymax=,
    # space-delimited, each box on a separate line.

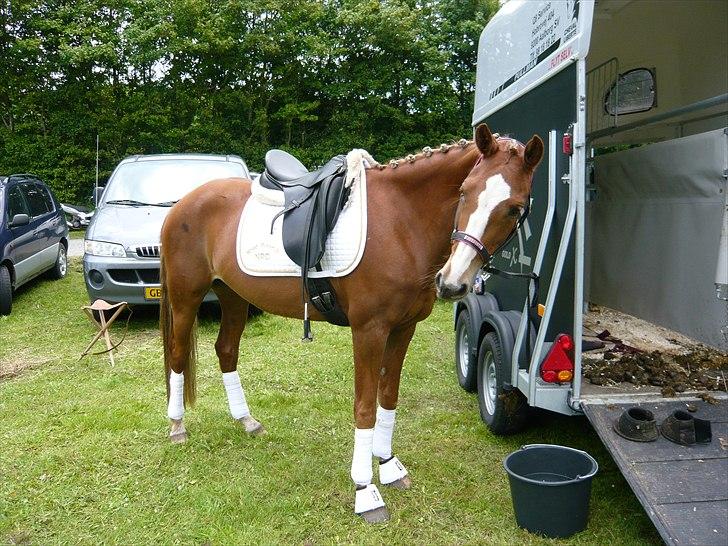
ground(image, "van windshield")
xmin=102 ymin=159 xmax=246 ymax=205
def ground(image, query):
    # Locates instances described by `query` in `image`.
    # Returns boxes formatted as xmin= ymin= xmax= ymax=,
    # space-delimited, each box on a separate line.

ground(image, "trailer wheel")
xmin=477 ymin=332 xmax=529 ymax=435
xmin=455 ymin=309 xmax=477 ymax=392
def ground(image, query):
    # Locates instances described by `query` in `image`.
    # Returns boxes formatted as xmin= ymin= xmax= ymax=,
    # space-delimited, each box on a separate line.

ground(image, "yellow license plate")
xmin=145 ymin=286 xmax=162 ymax=300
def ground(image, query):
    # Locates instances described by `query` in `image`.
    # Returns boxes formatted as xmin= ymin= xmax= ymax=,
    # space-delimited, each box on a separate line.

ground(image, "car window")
xmin=103 ymin=159 xmax=247 ymax=204
xmin=22 ymin=182 xmax=51 ymax=217
xmin=6 ymin=186 xmax=29 ymax=224
xmin=37 ymin=183 xmax=55 ymax=212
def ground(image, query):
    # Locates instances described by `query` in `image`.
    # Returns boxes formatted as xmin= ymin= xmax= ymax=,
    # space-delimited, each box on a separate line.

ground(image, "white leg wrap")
xmin=350 ymin=428 xmax=374 ymax=486
xmin=167 ymin=370 xmax=184 ymax=420
xmin=354 ymin=483 xmax=386 ymax=514
xmin=379 ymin=456 xmax=409 ymax=485
xmin=372 ymin=406 xmax=396 ymax=459
xmin=222 ymin=371 xmax=250 ymax=419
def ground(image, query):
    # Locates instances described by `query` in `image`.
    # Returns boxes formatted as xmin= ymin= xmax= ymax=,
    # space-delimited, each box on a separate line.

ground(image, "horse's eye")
xmin=510 ymin=206 xmax=522 ymax=217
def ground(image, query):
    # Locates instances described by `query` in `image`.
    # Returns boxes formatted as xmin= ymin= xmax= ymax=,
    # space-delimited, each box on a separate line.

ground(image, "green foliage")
xmin=0 ymin=0 xmax=498 ymax=203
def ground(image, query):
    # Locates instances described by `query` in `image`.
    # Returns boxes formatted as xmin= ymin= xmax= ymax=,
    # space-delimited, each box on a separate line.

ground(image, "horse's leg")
xmin=212 ymin=282 xmax=265 ymax=436
xmin=374 ymin=323 xmax=416 ymax=490
xmin=350 ymin=324 xmax=390 ymax=523
xmin=162 ymin=280 xmax=205 ymax=444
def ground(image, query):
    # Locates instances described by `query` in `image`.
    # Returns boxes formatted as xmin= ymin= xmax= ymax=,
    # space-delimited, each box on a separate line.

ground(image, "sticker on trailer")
xmin=473 ymin=0 xmax=595 ymax=124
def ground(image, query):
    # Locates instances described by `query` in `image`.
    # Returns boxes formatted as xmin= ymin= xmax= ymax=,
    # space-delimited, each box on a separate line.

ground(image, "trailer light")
xmin=540 ymin=334 xmax=575 ymax=384
xmin=558 ymin=334 xmax=574 ymax=351
xmin=562 ymin=133 xmax=573 ymax=155
xmin=537 ymin=304 xmax=545 ymax=317
xmin=557 ymin=370 xmax=573 ymax=382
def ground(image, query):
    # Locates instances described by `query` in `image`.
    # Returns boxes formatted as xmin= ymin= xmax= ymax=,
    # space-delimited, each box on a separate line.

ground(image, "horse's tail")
xmin=161 ymin=254 xmax=198 ymax=408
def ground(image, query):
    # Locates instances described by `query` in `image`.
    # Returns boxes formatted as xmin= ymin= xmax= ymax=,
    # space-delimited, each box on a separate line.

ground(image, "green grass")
xmin=0 ymin=261 xmax=660 ymax=545
xmin=68 ymin=229 xmax=85 ymax=239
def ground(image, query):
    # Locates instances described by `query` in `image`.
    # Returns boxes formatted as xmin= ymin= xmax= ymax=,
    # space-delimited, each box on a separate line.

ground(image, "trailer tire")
xmin=477 ymin=332 xmax=529 ymax=435
xmin=455 ymin=310 xmax=477 ymax=392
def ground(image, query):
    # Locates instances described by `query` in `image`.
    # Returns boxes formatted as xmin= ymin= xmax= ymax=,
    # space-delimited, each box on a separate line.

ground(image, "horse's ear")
xmin=475 ymin=124 xmax=498 ymax=157
xmin=524 ymin=135 xmax=544 ymax=171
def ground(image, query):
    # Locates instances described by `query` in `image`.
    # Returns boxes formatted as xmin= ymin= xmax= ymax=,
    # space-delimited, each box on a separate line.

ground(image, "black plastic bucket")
xmin=503 ymin=444 xmax=598 ymax=538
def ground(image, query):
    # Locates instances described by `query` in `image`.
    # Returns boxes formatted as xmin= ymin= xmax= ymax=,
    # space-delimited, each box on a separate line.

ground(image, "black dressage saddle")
xmin=259 ymin=150 xmax=351 ymax=331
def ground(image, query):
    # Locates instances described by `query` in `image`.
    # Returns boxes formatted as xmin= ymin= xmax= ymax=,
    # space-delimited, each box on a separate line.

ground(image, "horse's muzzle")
xmin=435 ymin=273 xmax=468 ymax=300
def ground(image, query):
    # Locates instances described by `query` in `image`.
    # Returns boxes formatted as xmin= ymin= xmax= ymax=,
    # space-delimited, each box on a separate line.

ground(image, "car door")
xmin=5 ymin=183 xmax=35 ymax=285
xmin=18 ymin=181 xmax=54 ymax=278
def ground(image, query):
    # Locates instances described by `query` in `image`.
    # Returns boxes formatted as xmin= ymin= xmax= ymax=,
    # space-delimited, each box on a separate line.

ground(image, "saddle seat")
xmin=261 ymin=149 xmax=309 ymax=184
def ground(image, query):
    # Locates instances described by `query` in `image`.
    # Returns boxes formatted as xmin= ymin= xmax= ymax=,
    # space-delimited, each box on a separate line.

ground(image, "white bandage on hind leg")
xmin=373 ymin=406 xmax=396 ymax=459
xmin=350 ymin=428 xmax=374 ymax=486
xmin=222 ymin=371 xmax=251 ymax=419
xmin=167 ymin=370 xmax=185 ymax=420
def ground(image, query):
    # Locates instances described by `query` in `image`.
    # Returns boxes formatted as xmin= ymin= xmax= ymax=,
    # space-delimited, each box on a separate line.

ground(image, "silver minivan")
xmin=83 ymin=154 xmax=249 ymax=305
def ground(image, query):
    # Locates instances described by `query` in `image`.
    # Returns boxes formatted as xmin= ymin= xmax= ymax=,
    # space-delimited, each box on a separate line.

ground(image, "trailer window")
xmin=604 ymin=68 xmax=656 ymax=116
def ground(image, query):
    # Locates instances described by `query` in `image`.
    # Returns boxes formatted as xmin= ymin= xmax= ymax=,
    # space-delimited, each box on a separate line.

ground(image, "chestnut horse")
xmin=160 ymin=123 xmax=543 ymax=522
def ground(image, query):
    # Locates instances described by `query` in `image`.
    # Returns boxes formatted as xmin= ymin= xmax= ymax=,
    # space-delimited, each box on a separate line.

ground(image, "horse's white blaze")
xmin=167 ymin=370 xmax=185 ymax=420
xmin=222 ymin=370 xmax=251 ymax=419
xmin=446 ymin=174 xmax=512 ymax=284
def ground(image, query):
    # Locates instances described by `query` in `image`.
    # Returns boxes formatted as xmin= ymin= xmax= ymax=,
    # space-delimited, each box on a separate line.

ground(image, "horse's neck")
xmin=372 ymin=146 xmax=479 ymax=265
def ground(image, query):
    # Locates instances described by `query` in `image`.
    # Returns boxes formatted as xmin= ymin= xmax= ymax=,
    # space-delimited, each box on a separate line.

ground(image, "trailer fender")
xmin=455 ymin=292 xmax=499 ymax=362
xmin=479 ymin=310 xmax=523 ymax=390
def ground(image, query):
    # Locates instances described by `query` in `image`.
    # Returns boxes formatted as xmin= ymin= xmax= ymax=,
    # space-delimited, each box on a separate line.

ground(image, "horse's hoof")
xmin=237 ymin=415 xmax=266 ymax=436
xmin=359 ymin=506 xmax=390 ymax=524
xmin=169 ymin=419 xmax=187 ymax=443
xmin=169 ymin=431 xmax=188 ymax=444
xmin=384 ymin=475 xmax=412 ymax=490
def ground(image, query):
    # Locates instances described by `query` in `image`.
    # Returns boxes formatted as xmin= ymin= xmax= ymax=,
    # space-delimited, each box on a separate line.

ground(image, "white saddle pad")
xmin=236 ymin=149 xmax=375 ymax=278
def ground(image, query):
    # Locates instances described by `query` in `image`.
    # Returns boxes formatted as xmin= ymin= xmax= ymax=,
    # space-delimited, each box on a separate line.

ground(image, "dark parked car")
xmin=0 ymin=174 xmax=69 ymax=315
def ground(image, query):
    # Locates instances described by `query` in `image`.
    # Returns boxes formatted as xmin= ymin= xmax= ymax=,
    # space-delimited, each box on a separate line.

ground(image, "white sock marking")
xmin=351 ymin=428 xmax=375 ymax=486
xmin=223 ymin=370 xmax=251 ymax=419
xmin=373 ymin=406 xmax=396 ymax=459
xmin=167 ymin=370 xmax=185 ymax=420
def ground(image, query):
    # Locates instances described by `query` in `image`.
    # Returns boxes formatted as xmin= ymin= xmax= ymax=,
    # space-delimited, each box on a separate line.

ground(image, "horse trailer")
xmin=454 ymin=1 xmax=727 ymax=543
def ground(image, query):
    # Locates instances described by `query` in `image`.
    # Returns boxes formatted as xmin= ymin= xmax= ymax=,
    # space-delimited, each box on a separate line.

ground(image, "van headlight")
xmin=84 ymin=240 xmax=126 ymax=257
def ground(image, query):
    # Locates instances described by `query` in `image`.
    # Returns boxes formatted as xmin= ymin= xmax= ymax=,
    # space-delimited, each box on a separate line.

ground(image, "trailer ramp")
xmin=582 ymin=398 xmax=727 ymax=545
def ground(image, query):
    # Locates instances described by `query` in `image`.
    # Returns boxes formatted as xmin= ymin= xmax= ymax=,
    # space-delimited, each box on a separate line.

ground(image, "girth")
xmin=259 ymin=150 xmax=351 ymax=332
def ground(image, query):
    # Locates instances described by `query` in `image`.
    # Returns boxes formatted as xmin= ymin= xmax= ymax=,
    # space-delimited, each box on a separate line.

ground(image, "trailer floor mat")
xmin=582 ymin=399 xmax=728 ymax=546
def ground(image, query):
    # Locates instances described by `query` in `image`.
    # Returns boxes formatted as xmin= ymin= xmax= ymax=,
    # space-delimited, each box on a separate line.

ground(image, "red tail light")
xmin=562 ymin=133 xmax=573 ymax=155
xmin=540 ymin=334 xmax=575 ymax=383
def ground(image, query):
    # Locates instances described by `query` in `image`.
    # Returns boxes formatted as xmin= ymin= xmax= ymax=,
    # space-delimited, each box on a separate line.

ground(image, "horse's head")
xmin=435 ymin=123 xmax=544 ymax=300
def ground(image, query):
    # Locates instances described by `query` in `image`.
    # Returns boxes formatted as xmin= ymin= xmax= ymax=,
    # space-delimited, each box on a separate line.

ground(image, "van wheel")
xmin=477 ymin=332 xmax=529 ymax=435
xmin=0 ymin=265 xmax=12 ymax=315
xmin=50 ymin=244 xmax=67 ymax=280
xmin=455 ymin=310 xmax=477 ymax=392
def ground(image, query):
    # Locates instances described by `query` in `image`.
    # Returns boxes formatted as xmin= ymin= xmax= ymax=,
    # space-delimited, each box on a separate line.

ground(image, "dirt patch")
xmin=583 ymin=305 xmax=728 ymax=397
xmin=0 ymin=351 xmax=56 ymax=380
xmin=583 ymin=347 xmax=728 ymax=396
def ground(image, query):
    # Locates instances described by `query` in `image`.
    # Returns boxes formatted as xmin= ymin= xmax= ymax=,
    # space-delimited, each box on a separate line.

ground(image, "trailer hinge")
xmin=561 ymin=173 xmax=571 ymax=185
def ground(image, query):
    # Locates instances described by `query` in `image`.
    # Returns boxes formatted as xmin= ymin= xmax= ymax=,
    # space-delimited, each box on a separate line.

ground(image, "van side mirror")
xmin=9 ymin=214 xmax=30 ymax=228
xmin=94 ymin=186 xmax=105 ymax=206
